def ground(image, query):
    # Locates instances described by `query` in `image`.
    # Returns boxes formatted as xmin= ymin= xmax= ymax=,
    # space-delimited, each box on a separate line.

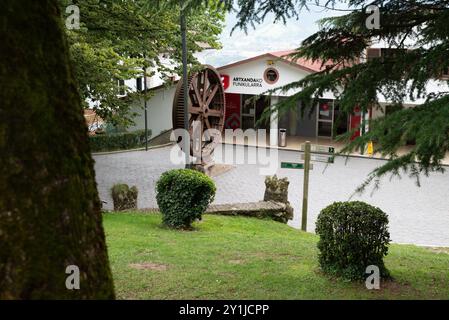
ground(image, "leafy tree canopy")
xmin=59 ymin=0 xmax=225 ymax=127
xmin=220 ymin=0 xmax=449 ymax=192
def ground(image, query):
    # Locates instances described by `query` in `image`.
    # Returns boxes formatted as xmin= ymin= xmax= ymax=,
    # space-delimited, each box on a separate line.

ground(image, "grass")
xmin=103 ymin=212 xmax=449 ymax=299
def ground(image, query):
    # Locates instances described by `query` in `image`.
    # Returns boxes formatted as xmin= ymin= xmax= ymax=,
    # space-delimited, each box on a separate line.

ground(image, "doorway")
xmin=241 ymin=94 xmax=255 ymax=130
xmin=317 ymin=100 xmax=334 ymax=138
xmin=333 ymin=103 xmax=349 ymax=136
xmin=241 ymin=94 xmax=271 ymax=130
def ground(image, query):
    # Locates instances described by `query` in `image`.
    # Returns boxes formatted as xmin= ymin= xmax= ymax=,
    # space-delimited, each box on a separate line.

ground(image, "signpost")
xmin=281 ymin=141 xmax=336 ymax=232
xmin=301 ymin=141 xmax=311 ymax=232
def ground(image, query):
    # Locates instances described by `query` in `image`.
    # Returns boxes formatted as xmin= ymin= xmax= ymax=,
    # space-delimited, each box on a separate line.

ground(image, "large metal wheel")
xmin=172 ymin=65 xmax=225 ymax=164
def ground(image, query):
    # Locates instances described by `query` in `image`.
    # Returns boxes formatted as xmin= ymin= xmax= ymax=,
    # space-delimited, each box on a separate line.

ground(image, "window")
xmin=264 ymin=68 xmax=279 ymax=84
xmin=136 ymin=77 xmax=143 ymax=91
xmin=117 ymin=79 xmax=125 ymax=95
xmin=366 ymin=48 xmax=381 ymax=61
xmin=366 ymin=48 xmax=406 ymax=62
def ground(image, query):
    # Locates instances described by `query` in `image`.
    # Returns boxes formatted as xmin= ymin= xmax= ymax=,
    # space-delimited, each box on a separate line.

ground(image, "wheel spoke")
xmin=191 ymin=77 xmax=203 ymax=109
xmin=189 ymin=106 xmax=200 ymax=114
xmin=208 ymin=108 xmax=222 ymax=117
xmin=187 ymin=115 xmax=197 ymax=134
xmin=204 ymin=116 xmax=212 ymax=129
xmin=204 ymin=84 xmax=219 ymax=108
xmin=202 ymin=69 xmax=208 ymax=102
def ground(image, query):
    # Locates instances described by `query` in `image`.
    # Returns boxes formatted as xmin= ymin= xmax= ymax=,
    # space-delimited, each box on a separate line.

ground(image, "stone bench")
xmin=206 ymin=200 xmax=293 ymax=223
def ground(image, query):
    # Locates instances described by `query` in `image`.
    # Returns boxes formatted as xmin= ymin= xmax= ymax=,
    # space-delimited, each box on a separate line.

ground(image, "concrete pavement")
xmin=93 ymin=145 xmax=449 ymax=247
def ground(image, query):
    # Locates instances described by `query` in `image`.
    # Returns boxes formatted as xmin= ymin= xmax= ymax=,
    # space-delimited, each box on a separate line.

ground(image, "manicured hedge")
xmin=89 ymin=129 xmax=150 ymax=152
xmin=315 ymin=201 xmax=391 ymax=280
xmin=156 ymin=169 xmax=216 ymax=229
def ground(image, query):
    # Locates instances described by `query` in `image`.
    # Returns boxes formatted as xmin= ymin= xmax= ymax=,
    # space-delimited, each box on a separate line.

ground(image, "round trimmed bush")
xmin=156 ymin=169 xmax=216 ymax=229
xmin=315 ymin=201 xmax=391 ymax=280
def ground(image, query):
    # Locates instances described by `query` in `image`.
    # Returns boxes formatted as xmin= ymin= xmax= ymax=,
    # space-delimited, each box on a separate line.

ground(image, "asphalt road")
xmin=93 ymin=145 xmax=449 ymax=247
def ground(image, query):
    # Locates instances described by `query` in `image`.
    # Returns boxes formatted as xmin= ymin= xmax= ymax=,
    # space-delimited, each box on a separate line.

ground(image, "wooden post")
xmin=301 ymin=141 xmax=311 ymax=231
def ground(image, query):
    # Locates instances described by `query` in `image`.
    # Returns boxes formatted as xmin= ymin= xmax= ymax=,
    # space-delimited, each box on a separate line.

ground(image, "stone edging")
xmin=92 ymin=142 xmax=175 ymax=156
xmin=207 ymin=200 xmax=292 ymax=223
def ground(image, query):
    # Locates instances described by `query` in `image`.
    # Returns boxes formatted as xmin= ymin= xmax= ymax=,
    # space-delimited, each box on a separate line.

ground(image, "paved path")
xmin=93 ymin=145 xmax=449 ymax=247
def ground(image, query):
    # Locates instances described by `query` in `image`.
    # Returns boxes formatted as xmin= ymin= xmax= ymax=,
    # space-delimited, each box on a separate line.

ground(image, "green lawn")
xmin=104 ymin=212 xmax=449 ymax=299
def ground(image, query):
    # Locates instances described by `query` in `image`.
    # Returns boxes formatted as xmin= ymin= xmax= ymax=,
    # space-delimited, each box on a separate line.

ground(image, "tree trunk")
xmin=0 ymin=1 xmax=115 ymax=299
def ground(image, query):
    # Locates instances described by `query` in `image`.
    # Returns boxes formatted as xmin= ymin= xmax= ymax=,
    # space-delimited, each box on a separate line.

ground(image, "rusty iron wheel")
xmin=172 ymin=65 xmax=225 ymax=164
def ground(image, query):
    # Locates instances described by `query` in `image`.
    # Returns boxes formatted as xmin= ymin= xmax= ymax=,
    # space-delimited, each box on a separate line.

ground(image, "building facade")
xmin=129 ymin=49 xmax=448 ymax=146
xmin=217 ymin=50 xmax=363 ymax=146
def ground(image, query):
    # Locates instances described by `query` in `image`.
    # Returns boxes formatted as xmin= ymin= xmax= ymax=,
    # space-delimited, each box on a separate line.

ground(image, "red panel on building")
xmin=224 ymin=93 xmax=241 ymax=130
xmin=221 ymin=74 xmax=230 ymax=90
xmin=350 ymin=106 xmax=361 ymax=140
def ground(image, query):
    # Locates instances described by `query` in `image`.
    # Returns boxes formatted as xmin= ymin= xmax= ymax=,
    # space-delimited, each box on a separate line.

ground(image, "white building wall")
xmin=219 ymin=57 xmax=336 ymax=99
xmin=128 ymin=85 xmax=176 ymax=137
xmin=371 ymin=78 xmax=449 ymax=120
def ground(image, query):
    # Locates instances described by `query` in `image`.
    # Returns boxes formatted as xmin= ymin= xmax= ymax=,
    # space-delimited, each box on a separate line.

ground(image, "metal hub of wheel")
xmin=172 ymin=65 xmax=225 ymax=165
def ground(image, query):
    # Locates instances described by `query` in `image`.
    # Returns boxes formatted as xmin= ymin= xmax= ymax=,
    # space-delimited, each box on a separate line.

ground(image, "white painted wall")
xmin=128 ymin=85 xmax=176 ymax=137
xmin=218 ymin=57 xmax=336 ymax=99
xmin=371 ymin=79 xmax=449 ymax=121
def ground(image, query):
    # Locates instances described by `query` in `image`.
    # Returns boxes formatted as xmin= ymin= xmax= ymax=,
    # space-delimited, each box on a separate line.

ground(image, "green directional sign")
xmin=281 ymin=162 xmax=313 ymax=170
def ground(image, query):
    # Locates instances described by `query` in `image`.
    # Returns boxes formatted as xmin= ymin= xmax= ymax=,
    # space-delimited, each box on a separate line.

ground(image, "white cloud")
xmin=196 ymin=5 xmax=348 ymax=67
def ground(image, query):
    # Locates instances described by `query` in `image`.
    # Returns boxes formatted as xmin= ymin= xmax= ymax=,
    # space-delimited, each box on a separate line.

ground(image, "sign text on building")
xmin=232 ymin=76 xmax=263 ymax=88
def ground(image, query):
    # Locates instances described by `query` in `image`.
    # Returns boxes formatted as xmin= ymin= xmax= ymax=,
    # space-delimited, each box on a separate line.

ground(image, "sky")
xmin=196 ymin=3 xmax=348 ymax=67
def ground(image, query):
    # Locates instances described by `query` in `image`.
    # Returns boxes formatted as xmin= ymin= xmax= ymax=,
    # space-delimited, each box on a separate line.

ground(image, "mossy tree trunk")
xmin=0 ymin=1 xmax=115 ymax=299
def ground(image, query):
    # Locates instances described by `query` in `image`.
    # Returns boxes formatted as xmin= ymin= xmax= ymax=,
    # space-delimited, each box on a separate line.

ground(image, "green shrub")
xmin=315 ymin=201 xmax=391 ymax=280
xmin=111 ymin=184 xmax=138 ymax=211
xmin=89 ymin=129 xmax=150 ymax=152
xmin=156 ymin=169 xmax=216 ymax=229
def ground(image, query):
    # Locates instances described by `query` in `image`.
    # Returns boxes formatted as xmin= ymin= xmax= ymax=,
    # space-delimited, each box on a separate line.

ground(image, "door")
xmin=224 ymin=93 xmax=241 ymax=130
xmin=241 ymin=94 xmax=255 ymax=130
xmin=255 ymin=96 xmax=270 ymax=130
xmin=296 ymin=101 xmax=317 ymax=137
xmin=317 ymin=100 xmax=334 ymax=138
xmin=333 ymin=103 xmax=349 ymax=136
xmin=350 ymin=106 xmax=362 ymax=140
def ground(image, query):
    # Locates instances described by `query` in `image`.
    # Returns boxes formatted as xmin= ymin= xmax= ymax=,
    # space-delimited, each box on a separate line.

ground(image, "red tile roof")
xmin=217 ymin=49 xmax=333 ymax=73
xmin=269 ymin=50 xmax=332 ymax=72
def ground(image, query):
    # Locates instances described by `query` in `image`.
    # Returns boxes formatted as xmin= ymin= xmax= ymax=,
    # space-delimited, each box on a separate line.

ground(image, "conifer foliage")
xmin=215 ymin=0 xmax=449 ymax=190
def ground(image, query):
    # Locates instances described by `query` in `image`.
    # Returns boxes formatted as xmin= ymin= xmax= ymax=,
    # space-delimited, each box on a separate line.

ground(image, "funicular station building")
xmin=128 ymin=48 xmax=445 ymax=149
